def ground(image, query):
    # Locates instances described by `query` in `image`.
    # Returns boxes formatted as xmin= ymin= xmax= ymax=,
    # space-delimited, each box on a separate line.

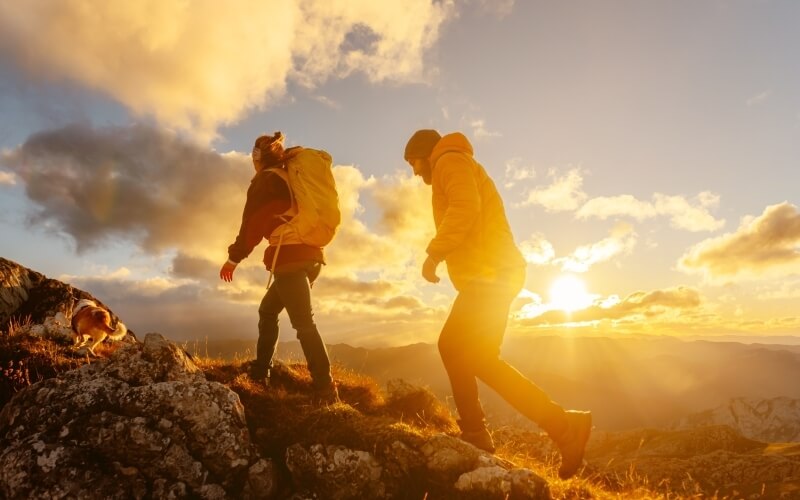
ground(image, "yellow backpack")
xmin=268 ymin=148 xmax=341 ymax=248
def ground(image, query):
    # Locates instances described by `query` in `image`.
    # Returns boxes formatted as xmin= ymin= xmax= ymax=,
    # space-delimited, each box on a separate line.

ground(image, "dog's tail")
xmin=107 ymin=321 xmax=128 ymax=341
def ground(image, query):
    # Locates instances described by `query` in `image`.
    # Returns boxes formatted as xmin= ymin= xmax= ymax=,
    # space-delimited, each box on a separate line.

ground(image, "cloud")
xmin=503 ymin=158 xmax=536 ymax=188
xmin=576 ymin=195 xmax=657 ymax=221
xmin=0 ymin=170 xmax=15 ymax=185
xmin=519 ymin=224 xmax=635 ymax=272
xmin=679 ymin=202 xmax=800 ymax=280
xmin=577 ymin=191 xmax=724 ymax=232
xmin=323 ymin=166 xmax=433 ymax=284
xmin=1 ymin=123 xmax=250 ymax=256
xmin=519 ymin=233 xmax=555 ymax=265
xmin=0 ymin=0 xmax=452 ymax=138
xmin=519 ymin=286 xmax=702 ymax=325
xmin=520 ymin=168 xmax=587 ymax=211
xmin=746 ymin=90 xmax=770 ymax=106
xmin=555 ymin=222 xmax=637 ymax=273
xmin=653 ymin=192 xmax=724 ymax=232
xmin=469 ymin=119 xmax=501 ymax=139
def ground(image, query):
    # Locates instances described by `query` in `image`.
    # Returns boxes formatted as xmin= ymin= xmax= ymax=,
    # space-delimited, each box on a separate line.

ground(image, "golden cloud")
xmin=679 ymin=202 xmax=800 ymax=280
xmin=520 ymin=168 xmax=586 ymax=211
xmin=577 ymin=191 xmax=724 ymax=232
xmin=555 ymin=222 xmax=637 ymax=272
xmin=0 ymin=0 xmax=452 ymax=139
xmin=519 ymin=233 xmax=555 ymax=265
xmin=519 ymin=286 xmax=702 ymax=325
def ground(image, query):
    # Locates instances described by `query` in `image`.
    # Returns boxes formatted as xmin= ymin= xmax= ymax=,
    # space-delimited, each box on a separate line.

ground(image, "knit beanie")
xmin=404 ymin=129 xmax=441 ymax=161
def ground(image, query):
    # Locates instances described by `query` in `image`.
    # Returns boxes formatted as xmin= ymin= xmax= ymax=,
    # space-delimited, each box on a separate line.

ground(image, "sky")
xmin=1 ymin=0 xmax=799 ymax=347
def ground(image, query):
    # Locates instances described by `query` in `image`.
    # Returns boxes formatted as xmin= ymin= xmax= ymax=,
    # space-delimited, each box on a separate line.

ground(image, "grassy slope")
xmin=0 ymin=330 xmax=728 ymax=499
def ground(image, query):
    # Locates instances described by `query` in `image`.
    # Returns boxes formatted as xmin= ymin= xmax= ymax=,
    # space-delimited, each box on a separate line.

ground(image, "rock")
xmin=0 ymin=333 xmax=273 ymax=499
xmin=0 ymin=258 xmax=34 ymax=327
xmin=285 ymin=443 xmax=385 ymax=499
xmin=0 ymin=257 xmax=134 ymax=344
xmin=421 ymin=433 xmax=481 ymax=484
xmin=455 ymin=466 xmax=512 ymax=495
xmin=243 ymin=458 xmax=279 ymax=500
xmin=455 ymin=465 xmax=550 ymax=499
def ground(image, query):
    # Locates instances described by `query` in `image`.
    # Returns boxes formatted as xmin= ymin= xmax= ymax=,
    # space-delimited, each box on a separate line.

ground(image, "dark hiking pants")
xmin=255 ymin=261 xmax=333 ymax=388
xmin=438 ymin=283 xmax=566 ymax=435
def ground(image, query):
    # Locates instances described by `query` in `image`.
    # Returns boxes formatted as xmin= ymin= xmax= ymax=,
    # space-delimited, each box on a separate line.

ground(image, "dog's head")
xmin=74 ymin=299 xmax=98 ymax=315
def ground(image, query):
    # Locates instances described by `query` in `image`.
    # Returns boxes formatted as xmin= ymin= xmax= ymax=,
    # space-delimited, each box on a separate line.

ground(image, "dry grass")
xmin=0 ymin=329 xmax=119 ymax=409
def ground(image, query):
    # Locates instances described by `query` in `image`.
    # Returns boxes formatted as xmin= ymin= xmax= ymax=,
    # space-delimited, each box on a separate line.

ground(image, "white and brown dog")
xmin=71 ymin=299 xmax=128 ymax=355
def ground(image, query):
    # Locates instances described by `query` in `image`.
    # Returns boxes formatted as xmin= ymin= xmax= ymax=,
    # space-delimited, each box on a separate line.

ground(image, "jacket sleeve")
xmin=227 ymin=171 xmax=291 ymax=263
xmin=426 ymin=155 xmax=481 ymax=262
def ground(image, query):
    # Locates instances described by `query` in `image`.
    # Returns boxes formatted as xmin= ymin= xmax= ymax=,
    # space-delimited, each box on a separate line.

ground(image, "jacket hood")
xmin=430 ymin=132 xmax=474 ymax=166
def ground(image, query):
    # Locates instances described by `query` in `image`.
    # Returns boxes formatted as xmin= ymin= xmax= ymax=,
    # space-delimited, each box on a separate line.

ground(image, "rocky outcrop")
xmin=671 ymin=396 xmax=800 ymax=443
xmin=0 ymin=333 xmax=275 ymax=499
xmin=2 ymin=257 xmax=79 ymax=328
xmin=284 ymin=434 xmax=550 ymax=500
xmin=0 ymin=257 xmax=130 ymax=344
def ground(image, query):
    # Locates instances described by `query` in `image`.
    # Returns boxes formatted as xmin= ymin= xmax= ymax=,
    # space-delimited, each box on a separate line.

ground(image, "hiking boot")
xmin=554 ymin=410 xmax=592 ymax=480
xmin=459 ymin=427 xmax=496 ymax=454
xmin=313 ymin=382 xmax=340 ymax=404
xmin=247 ymin=363 xmax=270 ymax=387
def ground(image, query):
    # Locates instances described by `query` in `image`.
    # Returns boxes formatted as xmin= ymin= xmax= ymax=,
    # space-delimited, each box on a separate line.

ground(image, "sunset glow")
xmin=548 ymin=275 xmax=594 ymax=313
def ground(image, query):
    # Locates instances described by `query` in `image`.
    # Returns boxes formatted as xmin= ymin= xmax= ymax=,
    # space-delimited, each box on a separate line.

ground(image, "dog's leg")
xmin=86 ymin=332 xmax=107 ymax=356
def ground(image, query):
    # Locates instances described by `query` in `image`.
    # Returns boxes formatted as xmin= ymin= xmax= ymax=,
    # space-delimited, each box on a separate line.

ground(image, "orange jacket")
xmin=427 ymin=133 xmax=526 ymax=292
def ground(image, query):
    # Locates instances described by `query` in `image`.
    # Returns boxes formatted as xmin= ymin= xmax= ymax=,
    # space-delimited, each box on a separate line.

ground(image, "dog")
xmin=71 ymin=299 xmax=128 ymax=355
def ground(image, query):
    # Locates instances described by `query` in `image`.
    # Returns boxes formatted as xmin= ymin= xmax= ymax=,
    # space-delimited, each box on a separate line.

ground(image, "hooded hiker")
xmin=404 ymin=129 xmax=592 ymax=479
xmin=220 ymin=131 xmax=340 ymax=403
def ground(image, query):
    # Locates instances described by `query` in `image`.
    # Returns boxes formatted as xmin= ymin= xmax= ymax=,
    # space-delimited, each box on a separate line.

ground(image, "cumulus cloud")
xmin=576 ymin=194 xmax=657 ymax=221
xmin=555 ymin=223 xmax=637 ymax=273
xmin=323 ymin=167 xmax=433 ymax=285
xmin=679 ymin=202 xmax=800 ymax=280
xmin=1 ymin=123 xmax=249 ymax=255
xmin=469 ymin=119 xmax=501 ymax=139
xmin=519 ymin=286 xmax=702 ymax=325
xmin=519 ymin=233 xmax=555 ymax=265
xmin=577 ymin=191 xmax=724 ymax=232
xmin=654 ymin=192 xmax=724 ymax=232
xmin=0 ymin=0 xmax=452 ymax=138
xmin=503 ymin=158 xmax=536 ymax=189
xmin=520 ymin=168 xmax=587 ymax=211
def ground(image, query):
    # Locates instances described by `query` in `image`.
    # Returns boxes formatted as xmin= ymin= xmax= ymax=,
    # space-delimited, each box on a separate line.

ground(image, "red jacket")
xmin=227 ymin=164 xmax=323 ymax=271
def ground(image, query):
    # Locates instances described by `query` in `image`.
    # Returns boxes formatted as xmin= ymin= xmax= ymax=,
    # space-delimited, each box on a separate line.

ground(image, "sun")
xmin=549 ymin=275 xmax=594 ymax=312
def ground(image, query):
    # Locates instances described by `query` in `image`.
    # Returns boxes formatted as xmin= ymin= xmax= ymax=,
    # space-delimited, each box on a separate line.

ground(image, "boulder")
xmin=0 ymin=333 xmax=275 ymax=499
xmin=286 ymin=443 xmax=385 ymax=500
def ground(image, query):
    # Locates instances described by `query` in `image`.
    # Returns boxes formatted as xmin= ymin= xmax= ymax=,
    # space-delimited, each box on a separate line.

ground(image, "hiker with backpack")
xmin=403 ymin=129 xmax=592 ymax=479
xmin=220 ymin=131 xmax=340 ymax=402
